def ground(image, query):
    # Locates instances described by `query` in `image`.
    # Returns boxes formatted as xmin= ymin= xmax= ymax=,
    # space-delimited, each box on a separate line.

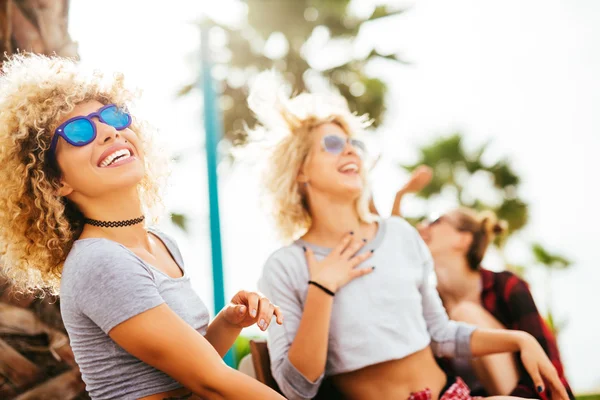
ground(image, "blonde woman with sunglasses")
xmin=251 ymin=73 xmax=570 ymax=400
xmin=0 ymin=54 xmax=285 ymax=400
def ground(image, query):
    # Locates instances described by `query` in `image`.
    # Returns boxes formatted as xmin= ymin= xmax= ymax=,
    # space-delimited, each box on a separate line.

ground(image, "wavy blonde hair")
xmin=0 ymin=53 xmax=167 ymax=294
xmin=246 ymin=72 xmax=376 ymax=242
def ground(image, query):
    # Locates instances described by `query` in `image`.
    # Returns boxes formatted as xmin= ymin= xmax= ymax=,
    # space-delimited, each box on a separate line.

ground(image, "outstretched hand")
xmin=402 ymin=165 xmax=433 ymax=193
xmin=222 ymin=290 xmax=283 ymax=331
xmin=389 ymin=165 xmax=434 ymax=217
xmin=520 ymin=335 xmax=570 ymax=400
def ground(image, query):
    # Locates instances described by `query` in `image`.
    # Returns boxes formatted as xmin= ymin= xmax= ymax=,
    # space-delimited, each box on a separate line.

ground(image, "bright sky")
xmin=70 ymin=0 xmax=600 ymax=391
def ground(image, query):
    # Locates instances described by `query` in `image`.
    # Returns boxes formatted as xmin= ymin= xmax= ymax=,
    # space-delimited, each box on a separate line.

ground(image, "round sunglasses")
xmin=321 ymin=135 xmax=366 ymax=157
xmin=49 ymin=104 xmax=132 ymax=155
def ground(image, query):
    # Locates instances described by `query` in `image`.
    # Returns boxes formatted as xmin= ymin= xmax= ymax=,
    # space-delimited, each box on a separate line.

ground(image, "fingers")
xmin=304 ymin=246 xmax=317 ymax=270
xmin=526 ymin=365 xmax=545 ymax=398
xmin=543 ymin=365 xmax=570 ymax=400
xmin=304 ymin=247 xmax=320 ymax=279
xmin=273 ymin=305 xmax=284 ymax=325
xmin=234 ymin=304 xmax=247 ymax=317
xmin=247 ymin=292 xmax=259 ymax=319
xmin=349 ymin=266 xmax=375 ymax=280
xmin=340 ymin=237 xmax=366 ymax=259
xmin=220 ymin=302 xmax=247 ymax=327
xmin=332 ymin=232 xmax=354 ymax=256
xmin=548 ymin=380 xmax=570 ymax=400
xmin=258 ymin=301 xmax=283 ymax=329
xmin=228 ymin=303 xmax=248 ymax=323
xmin=256 ymin=297 xmax=283 ymax=331
xmin=255 ymin=297 xmax=273 ymax=331
xmin=349 ymin=248 xmax=374 ymax=268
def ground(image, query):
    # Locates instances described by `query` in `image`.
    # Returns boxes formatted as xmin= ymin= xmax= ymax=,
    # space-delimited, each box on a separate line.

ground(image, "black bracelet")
xmin=308 ymin=281 xmax=335 ymax=296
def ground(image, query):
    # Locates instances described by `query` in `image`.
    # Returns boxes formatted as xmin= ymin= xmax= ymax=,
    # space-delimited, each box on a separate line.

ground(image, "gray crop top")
xmin=60 ymin=229 xmax=210 ymax=400
xmin=258 ymin=217 xmax=476 ymax=400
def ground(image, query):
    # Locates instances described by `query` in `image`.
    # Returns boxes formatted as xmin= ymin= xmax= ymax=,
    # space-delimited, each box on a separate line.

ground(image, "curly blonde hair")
xmin=0 ymin=53 xmax=167 ymax=294
xmin=246 ymin=72 xmax=376 ymax=242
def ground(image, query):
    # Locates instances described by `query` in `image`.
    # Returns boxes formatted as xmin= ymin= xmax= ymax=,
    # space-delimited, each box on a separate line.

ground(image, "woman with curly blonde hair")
xmin=251 ymin=73 xmax=570 ymax=400
xmin=0 ymin=54 xmax=285 ymax=400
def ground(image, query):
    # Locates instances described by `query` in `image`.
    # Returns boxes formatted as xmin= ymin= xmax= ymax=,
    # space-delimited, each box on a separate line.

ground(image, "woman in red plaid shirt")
xmin=379 ymin=166 xmax=573 ymax=399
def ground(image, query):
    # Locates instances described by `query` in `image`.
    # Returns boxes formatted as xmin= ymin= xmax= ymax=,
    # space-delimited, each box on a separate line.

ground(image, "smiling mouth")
xmin=99 ymin=149 xmax=133 ymax=168
xmin=339 ymin=162 xmax=359 ymax=174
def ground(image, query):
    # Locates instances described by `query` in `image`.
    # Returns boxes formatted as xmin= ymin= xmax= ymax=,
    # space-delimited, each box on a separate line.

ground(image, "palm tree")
xmin=180 ymin=0 xmax=406 ymax=147
xmin=403 ymin=133 xmax=528 ymax=236
xmin=403 ymin=133 xmax=572 ymax=335
xmin=178 ymin=0 xmax=409 ymax=363
xmin=531 ymin=243 xmax=571 ymax=335
xmin=0 ymin=1 xmax=88 ymax=398
xmin=171 ymin=1 xmax=408 ymax=229
xmin=0 ymin=0 xmax=78 ymax=62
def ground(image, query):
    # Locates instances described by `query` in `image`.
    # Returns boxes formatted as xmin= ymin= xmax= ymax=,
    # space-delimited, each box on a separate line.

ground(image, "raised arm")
xmin=369 ymin=165 xmax=433 ymax=217
xmin=369 ymin=187 xmax=409 ymax=217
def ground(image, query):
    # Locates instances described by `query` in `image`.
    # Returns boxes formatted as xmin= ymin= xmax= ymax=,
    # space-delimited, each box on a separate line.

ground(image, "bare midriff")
xmin=331 ymin=346 xmax=447 ymax=400
xmin=138 ymin=387 xmax=201 ymax=400
xmin=138 ymin=348 xmax=446 ymax=400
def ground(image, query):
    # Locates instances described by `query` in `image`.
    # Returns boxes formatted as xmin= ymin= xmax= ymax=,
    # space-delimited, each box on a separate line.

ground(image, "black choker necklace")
xmin=84 ymin=216 xmax=145 ymax=228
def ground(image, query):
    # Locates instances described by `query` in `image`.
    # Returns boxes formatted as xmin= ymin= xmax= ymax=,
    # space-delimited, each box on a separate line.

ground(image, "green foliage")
xmin=408 ymin=134 xmax=575 ymax=336
xmin=189 ymin=0 xmax=407 ymax=145
xmin=531 ymin=243 xmax=571 ymax=335
xmin=403 ymin=134 xmax=528 ymax=236
xmin=576 ymin=394 xmax=600 ymax=400
xmin=232 ymin=334 xmax=262 ymax=368
xmin=170 ymin=213 xmax=188 ymax=232
xmin=531 ymin=243 xmax=572 ymax=270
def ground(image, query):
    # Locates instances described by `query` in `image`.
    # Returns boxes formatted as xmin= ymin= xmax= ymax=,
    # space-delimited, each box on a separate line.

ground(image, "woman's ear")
xmin=296 ymin=163 xmax=309 ymax=185
xmin=457 ymin=231 xmax=473 ymax=251
xmin=297 ymin=173 xmax=308 ymax=185
xmin=57 ymin=180 xmax=74 ymax=197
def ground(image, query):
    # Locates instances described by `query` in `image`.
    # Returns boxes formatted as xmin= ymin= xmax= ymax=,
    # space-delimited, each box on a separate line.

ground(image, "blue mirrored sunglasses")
xmin=321 ymin=135 xmax=366 ymax=157
xmin=49 ymin=104 xmax=132 ymax=155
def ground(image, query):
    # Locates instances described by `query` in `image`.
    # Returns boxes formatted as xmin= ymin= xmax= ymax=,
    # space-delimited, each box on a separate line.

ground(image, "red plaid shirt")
xmin=440 ymin=268 xmax=574 ymax=399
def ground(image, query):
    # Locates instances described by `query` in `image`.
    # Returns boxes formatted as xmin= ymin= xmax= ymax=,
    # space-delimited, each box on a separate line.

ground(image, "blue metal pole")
xmin=200 ymin=23 xmax=234 ymax=367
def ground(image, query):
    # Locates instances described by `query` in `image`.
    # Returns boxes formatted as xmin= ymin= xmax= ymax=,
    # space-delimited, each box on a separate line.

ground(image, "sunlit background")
xmin=69 ymin=0 xmax=600 ymax=393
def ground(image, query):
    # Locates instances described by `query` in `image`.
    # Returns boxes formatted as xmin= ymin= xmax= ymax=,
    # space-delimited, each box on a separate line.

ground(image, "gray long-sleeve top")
xmin=257 ymin=217 xmax=476 ymax=400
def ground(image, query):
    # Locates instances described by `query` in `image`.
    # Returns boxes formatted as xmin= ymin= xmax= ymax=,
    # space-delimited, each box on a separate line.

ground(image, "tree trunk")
xmin=0 ymin=280 xmax=90 ymax=399
xmin=0 ymin=0 xmax=78 ymax=63
xmin=14 ymin=368 xmax=86 ymax=400
xmin=0 ymin=3 xmax=86 ymax=398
